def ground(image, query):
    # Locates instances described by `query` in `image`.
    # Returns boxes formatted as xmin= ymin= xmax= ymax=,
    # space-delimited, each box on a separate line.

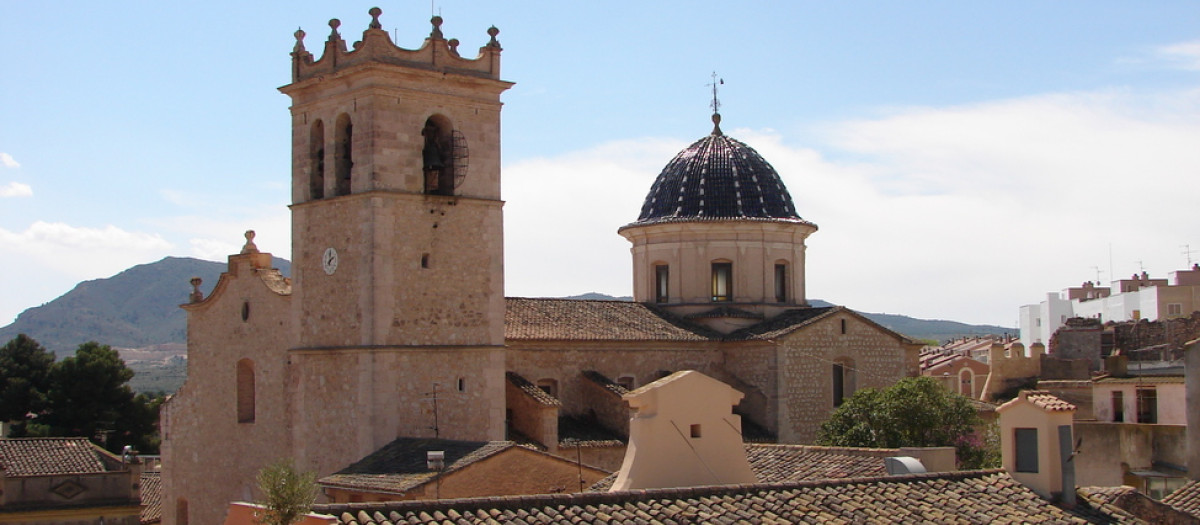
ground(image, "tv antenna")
xmin=424 ymin=383 xmax=441 ymax=438
xmin=1184 ymin=244 xmax=1196 ymax=267
xmin=1090 ymin=266 xmax=1103 ymax=285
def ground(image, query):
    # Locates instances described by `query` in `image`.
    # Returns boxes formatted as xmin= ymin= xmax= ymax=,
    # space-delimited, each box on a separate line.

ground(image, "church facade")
xmin=160 ymin=8 xmax=920 ymax=525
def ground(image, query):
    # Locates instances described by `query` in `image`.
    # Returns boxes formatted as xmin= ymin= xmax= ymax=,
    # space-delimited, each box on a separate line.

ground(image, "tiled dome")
xmin=633 ymin=114 xmax=804 ymax=224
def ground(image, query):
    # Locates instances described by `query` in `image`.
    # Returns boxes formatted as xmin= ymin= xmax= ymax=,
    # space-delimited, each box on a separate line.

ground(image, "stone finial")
xmin=328 ymin=18 xmax=342 ymax=40
xmin=430 ymin=16 xmax=444 ymax=39
xmin=189 ymin=277 xmax=204 ymax=303
xmin=711 ymin=113 xmax=724 ymax=136
xmin=448 ymin=38 xmax=460 ymax=56
xmin=293 ymin=28 xmax=307 ymax=53
xmin=241 ymin=230 xmax=259 ymax=254
xmin=486 ymin=26 xmax=501 ymax=48
xmin=368 ymin=7 xmax=382 ymax=29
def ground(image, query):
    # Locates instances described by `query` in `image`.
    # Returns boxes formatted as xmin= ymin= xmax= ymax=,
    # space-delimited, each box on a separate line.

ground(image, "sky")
xmin=1 ymin=2 xmax=1199 ymax=328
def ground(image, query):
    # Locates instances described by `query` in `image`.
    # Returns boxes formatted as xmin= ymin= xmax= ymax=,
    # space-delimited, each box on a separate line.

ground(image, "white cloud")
xmin=0 ymin=182 xmax=32 ymax=197
xmin=0 ymin=153 xmax=18 ymax=169
xmin=501 ymin=87 xmax=1200 ymax=326
xmin=1156 ymin=40 xmax=1200 ymax=71
xmin=0 ymin=222 xmax=175 ymax=324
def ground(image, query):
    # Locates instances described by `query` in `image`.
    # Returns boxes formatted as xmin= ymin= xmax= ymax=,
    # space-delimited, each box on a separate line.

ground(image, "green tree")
xmin=818 ymin=376 xmax=996 ymax=468
xmin=255 ymin=460 xmax=318 ymax=525
xmin=0 ymin=334 xmax=55 ymax=436
xmin=43 ymin=341 xmax=153 ymax=452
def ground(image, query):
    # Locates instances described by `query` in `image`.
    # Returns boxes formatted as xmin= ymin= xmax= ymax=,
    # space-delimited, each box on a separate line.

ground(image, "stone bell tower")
xmin=279 ymin=8 xmax=511 ymax=473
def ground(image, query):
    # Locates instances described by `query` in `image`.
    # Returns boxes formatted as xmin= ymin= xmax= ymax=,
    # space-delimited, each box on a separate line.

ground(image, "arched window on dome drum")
xmin=655 ymin=264 xmax=669 ymax=303
xmin=309 ymin=119 xmax=325 ymax=200
xmin=774 ymin=262 xmax=788 ymax=303
xmin=334 ymin=114 xmax=353 ymax=196
xmin=711 ymin=261 xmax=732 ymax=302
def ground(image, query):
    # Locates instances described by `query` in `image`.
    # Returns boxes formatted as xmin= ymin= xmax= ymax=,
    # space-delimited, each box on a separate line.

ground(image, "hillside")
xmin=0 ymin=256 xmax=290 ymax=356
xmin=1 ymin=259 xmax=1011 ymax=393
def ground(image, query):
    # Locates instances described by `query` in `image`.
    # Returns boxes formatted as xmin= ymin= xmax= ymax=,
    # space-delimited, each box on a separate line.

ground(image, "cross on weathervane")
xmin=708 ymin=72 xmax=724 ymax=114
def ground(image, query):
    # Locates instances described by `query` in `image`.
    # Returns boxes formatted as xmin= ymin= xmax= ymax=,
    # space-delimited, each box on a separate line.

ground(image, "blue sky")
xmin=2 ymin=2 xmax=1199 ymax=328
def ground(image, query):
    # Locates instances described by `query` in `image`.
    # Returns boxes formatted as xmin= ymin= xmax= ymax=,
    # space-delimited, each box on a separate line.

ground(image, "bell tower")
xmin=279 ymin=8 xmax=511 ymax=469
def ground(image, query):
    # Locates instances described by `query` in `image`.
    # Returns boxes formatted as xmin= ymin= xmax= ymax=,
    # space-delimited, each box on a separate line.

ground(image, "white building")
xmin=1019 ymin=265 xmax=1200 ymax=348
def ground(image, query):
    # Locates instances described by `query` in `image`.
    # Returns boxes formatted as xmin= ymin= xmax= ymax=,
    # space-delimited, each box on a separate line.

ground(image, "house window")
xmin=309 ymin=119 xmax=325 ymax=200
xmin=774 ymin=263 xmax=787 ymax=303
xmin=1167 ymin=303 xmax=1183 ymax=316
xmin=655 ymin=264 xmax=669 ymax=303
xmin=241 ymin=301 xmax=250 ymax=322
xmin=334 ymin=114 xmax=353 ymax=196
xmin=1014 ymin=428 xmax=1039 ymax=473
xmin=1112 ymin=391 xmax=1124 ymax=422
xmin=690 ymin=424 xmax=702 ymax=438
xmin=711 ymin=262 xmax=732 ymax=301
xmin=536 ymin=378 xmax=558 ymax=398
xmin=457 ymin=377 xmax=466 ymax=392
xmin=616 ymin=375 xmax=635 ymax=391
xmin=832 ymin=359 xmax=856 ymax=407
xmin=1136 ymin=388 xmax=1157 ymax=424
xmin=237 ymin=359 xmax=255 ymax=423
xmin=840 ymin=319 xmax=847 ymax=335
xmin=176 ymin=498 xmax=189 ymax=525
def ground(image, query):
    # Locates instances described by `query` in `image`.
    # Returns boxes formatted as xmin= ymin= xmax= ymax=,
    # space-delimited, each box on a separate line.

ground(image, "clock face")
xmin=322 ymin=247 xmax=339 ymax=275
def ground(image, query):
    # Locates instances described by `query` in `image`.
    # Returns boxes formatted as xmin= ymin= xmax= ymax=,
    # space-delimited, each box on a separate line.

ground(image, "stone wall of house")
xmin=435 ymin=448 xmax=609 ymax=498
xmin=161 ymin=253 xmax=295 ymax=525
xmin=505 ymin=341 xmax=723 ymax=421
xmin=982 ymin=342 xmax=1042 ymax=401
xmin=505 ymin=380 xmax=559 ymax=453
xmin=776 ymin=311 xmax=920 ymax=443
xmin=1039 ymin=355 xmax=1091 ymax=380
xmin=1073 ymin=422 xmax=1187 ymax=488
xmin=721 ymin=343 xmax=779 ymax=435
xmin=290 ymin=346 xmax=505 ymax=478
xmin=579 ymin=375 xmax=631 ymax=438
xmin=1113 ymin=312 xmax=1200 ymax=358
xmin=556 ymin=443 xmax=627 ymax=473
xmin=1049 ymin=318 xmax=1104 ymax=370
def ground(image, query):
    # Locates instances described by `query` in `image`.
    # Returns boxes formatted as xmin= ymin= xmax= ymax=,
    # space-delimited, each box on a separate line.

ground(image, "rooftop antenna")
xmin=1090 ymin=266 xmax=1103 ymax=285
xmin=424 ymin=382 xmax=441 ymax=438
xmin=1136 ymin=260 xmax=1145 ymax=273
xmin=1183 ymin=244 xmax=1195 ymax=267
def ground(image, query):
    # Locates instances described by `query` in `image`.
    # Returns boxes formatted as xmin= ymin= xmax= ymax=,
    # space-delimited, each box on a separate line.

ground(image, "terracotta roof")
xmin=313 ymin=470 xmax=1149 ymax=524
xmin=590 ymin=444 xmax=893 ymax=491
xmin=727 ymin=306 xmax=836 ymax=339
xmin=141 ymin=471 xmax=163 ymax=524
xmin=558 ymin=415 xmax=625 ymax=449
xmin=319 ymin=439 xmax=517 ymax=495
xmin=505 ymin=298 xmax=716 ymax=341
xmin=581 ymin=370 xmax=629 ymax=397
xmin=0 ymin=437 xmax=116 ymax=476
xmin=744 ymin=444 xmax=892 ymax=482
xmin=998 ymin=390 xmax=1077 ymax=413
xmin=506 ymin=372 xmax=562 ymax=406
xmin=1163 ymin=480 xmax=1200 ymax=519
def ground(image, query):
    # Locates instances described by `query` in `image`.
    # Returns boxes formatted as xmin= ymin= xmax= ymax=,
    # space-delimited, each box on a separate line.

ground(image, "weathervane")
xmin=707 ymin=72 xmax=724 ymax=114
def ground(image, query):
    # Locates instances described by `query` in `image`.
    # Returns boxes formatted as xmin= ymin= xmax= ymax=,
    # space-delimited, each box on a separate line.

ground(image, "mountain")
xmin=0 ymin=256 xmax=290 ymax=356
xmin=0 ymin=259 xmax=1011 ymax=393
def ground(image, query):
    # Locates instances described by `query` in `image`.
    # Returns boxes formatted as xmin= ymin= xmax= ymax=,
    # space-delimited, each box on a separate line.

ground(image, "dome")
xmin=632 ymin=114 xmax=805 ymax=224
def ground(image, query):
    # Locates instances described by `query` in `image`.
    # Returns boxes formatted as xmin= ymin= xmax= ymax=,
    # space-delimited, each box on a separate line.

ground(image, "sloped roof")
xmin=581 ymin=370 xmax=630 ymax=397
xmin=997 ymin=390 xmax=1077 ymax=413
xmin=1094 ymin=375 xmax=1185 ymax=385
xmin=141 ymin=471 xmax=163 ymax=524
xmin=319 ymin=438 xmax=517 ymax=495
xmin=1163 ymin=480 xmax=1200 ymax=519
xmin=506 ymin=371 xmax=561 ymax=406
xmin=0 ymin=437 xmax=115 ymax=476
xmin=505 ymin=298 xmax=717 ymax=341
xmin=313 ymin=470 xmax=1149 ymax=524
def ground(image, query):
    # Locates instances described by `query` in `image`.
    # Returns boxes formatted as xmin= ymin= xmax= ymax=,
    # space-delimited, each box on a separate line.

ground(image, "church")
xmin=160 ymin=8 xmax=920 ymax=525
